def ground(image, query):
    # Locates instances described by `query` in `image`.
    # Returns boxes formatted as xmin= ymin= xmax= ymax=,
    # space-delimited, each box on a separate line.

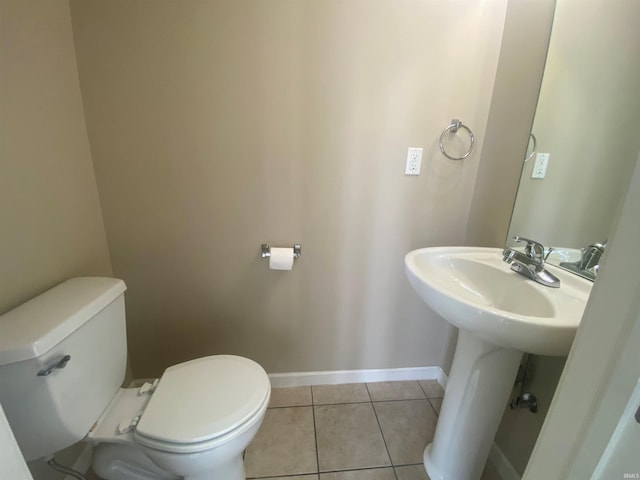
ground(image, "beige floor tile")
xmin=320 ymin=467 xmax=396 ymax=480
xmin=315 ymin=403 xmax=391 ymax=471
xmin=312 ymin=383 xmax=370 ymax=404
xmin=270 ymin=386 xmax=313 ymax=407
xmin=428 ymin=398 xmax=442 ymax=415
xmin=366 ymin=381 xmax=426 ymax=401
xmin=244 ymin=407 xmax=317 ymax=477
xmin=374 ymin=400 xmax=437 ymax=465
xmin=395 ymin=464 xmax=429 ymax=480
xmin=418 ymin=380 xmax=444 ymax=398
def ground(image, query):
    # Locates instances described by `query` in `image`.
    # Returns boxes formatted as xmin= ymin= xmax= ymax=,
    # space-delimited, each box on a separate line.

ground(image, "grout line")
xmin=427 ymin=398 xmax=440 ymax=417
xmin=247 ymin=474 xmax=318 ymax=480
xmin=416 ymin=379 xmax=429 ymax=399
xmin=319 ymin=465 xmax=400 ymax=475
xmin=417 ymin=380 xmax=446 ymax=401
xmin=364 ymin=382 xmax=373 ymax=402
xmin=365 ymin=383 xmax=398 ymax=480
xmin=268 ymin=398 xmax=441 ymax=409
xmin=248 ymin=463 xmax=422 ymax=479
xmin=366 ymin=397 xmax=429 ymax=403
xmin=310 ymin=387 xmax=321 ymax=475
xmin=268 ymin=404 xmax=314 ymax=409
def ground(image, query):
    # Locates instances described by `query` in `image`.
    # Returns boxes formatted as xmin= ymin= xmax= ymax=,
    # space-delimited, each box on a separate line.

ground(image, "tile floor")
xmin=244 ymin=380 xmax=502 ymax=480
xmin=87 ymin=380 xmax=501 ymax=480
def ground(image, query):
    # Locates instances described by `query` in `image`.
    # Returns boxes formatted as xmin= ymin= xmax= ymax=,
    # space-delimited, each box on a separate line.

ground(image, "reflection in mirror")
xmin=507 ymin=0 xmax=640 ymax=280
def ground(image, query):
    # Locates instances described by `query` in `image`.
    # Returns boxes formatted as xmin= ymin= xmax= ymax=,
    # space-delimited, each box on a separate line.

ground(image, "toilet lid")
xmin=135 ymin=355 xmax=270 ymax=446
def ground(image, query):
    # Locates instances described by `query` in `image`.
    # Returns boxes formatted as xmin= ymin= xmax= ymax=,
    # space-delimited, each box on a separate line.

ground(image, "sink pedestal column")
xmin=424 ymin=329 xmax=522 ymax=480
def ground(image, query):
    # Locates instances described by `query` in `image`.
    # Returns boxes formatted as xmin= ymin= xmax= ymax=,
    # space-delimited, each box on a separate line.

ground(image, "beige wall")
xmin=0 ymin=0 xmax=112 ymax=315
xmin=508 ymin=0 xmax=640 ymax=248
xmin=70 ymin=0 xmax=508 ymax=377
xmin=466 ymin=0 xmax=555 ymax=248
xmin=0 ymin=1 xmax=112 ymax=478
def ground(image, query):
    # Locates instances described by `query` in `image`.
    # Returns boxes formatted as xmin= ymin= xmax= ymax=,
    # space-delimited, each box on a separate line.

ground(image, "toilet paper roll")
xmin=269 ymin=247 xmax=295 ymax=270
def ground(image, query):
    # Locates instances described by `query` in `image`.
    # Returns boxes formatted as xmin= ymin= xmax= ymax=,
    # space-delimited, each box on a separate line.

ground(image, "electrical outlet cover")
xmin=405 ymin=147 xmax=423 ymax=175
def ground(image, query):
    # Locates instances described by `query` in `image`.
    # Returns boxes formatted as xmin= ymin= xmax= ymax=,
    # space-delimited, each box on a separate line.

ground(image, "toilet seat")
xmin=89 ymin=355 xmax=270 ymax=454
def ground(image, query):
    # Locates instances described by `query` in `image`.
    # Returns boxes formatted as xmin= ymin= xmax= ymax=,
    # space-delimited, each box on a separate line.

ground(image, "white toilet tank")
xmin=0 ymin=277 xmax=128 ymax=460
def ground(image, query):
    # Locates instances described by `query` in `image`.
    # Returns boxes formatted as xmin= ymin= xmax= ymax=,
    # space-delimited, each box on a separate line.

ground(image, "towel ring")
xmin=439 ymin=119 xmax=475 ymax=160
xmin=524 ymin=133 xmax=537 ymax=162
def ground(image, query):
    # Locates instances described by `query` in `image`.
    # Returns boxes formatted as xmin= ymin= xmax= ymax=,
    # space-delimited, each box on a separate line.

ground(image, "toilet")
xmin=0 ymin=277 xmax=271 ymax=480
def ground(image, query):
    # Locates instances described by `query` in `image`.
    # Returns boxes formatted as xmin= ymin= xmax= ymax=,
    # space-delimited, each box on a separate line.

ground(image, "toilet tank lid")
xmin=0 ymin=277 xmax=126 ymax=366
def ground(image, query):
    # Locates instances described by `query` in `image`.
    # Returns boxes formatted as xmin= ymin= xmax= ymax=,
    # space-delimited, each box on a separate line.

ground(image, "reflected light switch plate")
xmin=532 ymin=153 xmax=550 ymax=179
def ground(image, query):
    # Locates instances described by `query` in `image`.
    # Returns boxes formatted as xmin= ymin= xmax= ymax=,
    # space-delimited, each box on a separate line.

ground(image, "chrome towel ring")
xmin=524 ymin=133 xmax=537 ymax=162
xmin=439 ymin=119 xmax=475 ymax=160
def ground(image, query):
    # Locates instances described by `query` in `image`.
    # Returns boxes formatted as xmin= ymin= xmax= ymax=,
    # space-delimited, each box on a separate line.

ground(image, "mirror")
xmin=507 ymin=0 xmax=640 ymax=280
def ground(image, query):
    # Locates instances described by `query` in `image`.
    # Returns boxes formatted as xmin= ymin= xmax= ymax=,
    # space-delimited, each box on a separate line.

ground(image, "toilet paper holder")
xmin=261 ymin=243 xmax=302 ymax=259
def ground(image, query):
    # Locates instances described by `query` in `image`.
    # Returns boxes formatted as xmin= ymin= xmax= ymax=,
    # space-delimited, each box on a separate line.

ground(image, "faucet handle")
xmin=513 ymin=236 xmax=545 ymax=263
xmin=544 ymin=247 xmax=555 ymax=261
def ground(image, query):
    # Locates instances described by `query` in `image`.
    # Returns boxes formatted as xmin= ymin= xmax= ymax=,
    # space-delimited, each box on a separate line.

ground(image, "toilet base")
xmin=183 ymin=454 xmax=244 ymax=480
xmin=92 ymin=443 xmax=179 ymax=480
xmin=92 ymin=443 xmax=246 ymax=480
xmin=89 ymin=372 xmax=268 ymax=480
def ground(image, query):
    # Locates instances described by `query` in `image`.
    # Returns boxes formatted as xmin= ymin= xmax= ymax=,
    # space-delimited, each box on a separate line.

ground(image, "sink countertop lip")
xmin=404 ymin=246 xmax=592 ymax=329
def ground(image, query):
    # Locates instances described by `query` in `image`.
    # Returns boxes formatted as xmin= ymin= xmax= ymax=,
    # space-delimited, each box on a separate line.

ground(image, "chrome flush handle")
xmin=37 ymin=354 xmax=71 ymax=376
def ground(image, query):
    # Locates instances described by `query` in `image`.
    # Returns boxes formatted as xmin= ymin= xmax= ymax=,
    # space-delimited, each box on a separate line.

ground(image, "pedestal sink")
xmin=405 ymin=247 xmax=592 ymax=480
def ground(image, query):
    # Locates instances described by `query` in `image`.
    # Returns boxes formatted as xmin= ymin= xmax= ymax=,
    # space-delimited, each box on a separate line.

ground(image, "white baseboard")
xmin=268 ymin=365 xmax=448 ymax=389
xmin=489 ymin=442 xmax=521 ymax=480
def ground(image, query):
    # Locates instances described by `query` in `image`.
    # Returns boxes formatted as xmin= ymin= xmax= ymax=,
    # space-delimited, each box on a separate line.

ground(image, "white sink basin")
xmin=405 ymin=247 xmax=591 ymax=356
xmin=404 ymin=246 xmax=592 ymax=480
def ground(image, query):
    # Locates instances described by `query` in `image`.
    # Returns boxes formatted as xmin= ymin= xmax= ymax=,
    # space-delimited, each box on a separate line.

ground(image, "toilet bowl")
xmin=0 ymin=277 xmax=270 ymax=480
xmin=88 ymin=355 xmax=270 ymax=480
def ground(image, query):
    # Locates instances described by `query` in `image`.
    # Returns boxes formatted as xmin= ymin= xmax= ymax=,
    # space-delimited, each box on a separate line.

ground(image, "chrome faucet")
xmin=580 ymin=242 xmax=606 ymax=271
xmin=559 ymin=241 xmax=606 ymax=280
xmin=502 ymin=236 xmax=560 ymax=288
